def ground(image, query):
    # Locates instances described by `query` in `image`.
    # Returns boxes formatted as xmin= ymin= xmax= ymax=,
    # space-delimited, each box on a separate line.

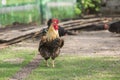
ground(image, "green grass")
xmin=48 ymin=0 xmax=74 ymax=2
xmin=51 ymin=7 xmax=76 ymax=19
xmin=0 ymin=46 xmax=37 ymax=80
xmin=26 ymin=55 xmax=120 ymax=80
xmin=0 ymin=8 xmax=40 ymax=26
xmin=0 ymin=0 xmax=35 ymax=5
xmin=0 ymin=0 xmax=77 ymax=26
xmin=0 ymin=0 xmax=40 ymax=26
xmin=0 ymin=46 xmax=120 ymax=80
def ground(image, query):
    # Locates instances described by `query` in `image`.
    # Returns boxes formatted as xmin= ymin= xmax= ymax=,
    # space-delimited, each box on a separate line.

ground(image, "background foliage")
xmin=0 ymin=0 xmax=101 ymax=27
xmin=75 ymin=0 xmax=101 ymax=16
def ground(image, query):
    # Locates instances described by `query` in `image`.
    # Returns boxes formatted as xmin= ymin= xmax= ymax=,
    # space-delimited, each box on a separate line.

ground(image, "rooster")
xmin=38 ymin=18 xmax=64 ymax=67
xmin=108 ymin=21 xmax=120 ymax=34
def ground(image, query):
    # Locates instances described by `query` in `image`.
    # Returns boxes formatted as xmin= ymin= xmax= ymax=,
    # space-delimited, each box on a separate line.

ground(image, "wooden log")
xmin=0 ymin=17 xmax=119 ymax=49
xmin=64 ymin=21 xmax=104 ymax=30
xmin=59 ymin=18 xmax=102 ymax=27
xmin=0 ymin=25 xmax=46 ymax=41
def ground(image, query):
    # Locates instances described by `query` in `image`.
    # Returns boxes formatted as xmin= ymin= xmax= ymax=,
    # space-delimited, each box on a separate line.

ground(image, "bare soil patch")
xmin=61 ymin=30 xmax=120 ymax=56
xmin=14 ymin=30 xmax=120 ymax=57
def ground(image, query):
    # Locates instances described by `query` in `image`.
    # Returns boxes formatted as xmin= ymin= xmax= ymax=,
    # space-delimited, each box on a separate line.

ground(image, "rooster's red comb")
xmin=52 ymin=18 xmax=59 ymax=24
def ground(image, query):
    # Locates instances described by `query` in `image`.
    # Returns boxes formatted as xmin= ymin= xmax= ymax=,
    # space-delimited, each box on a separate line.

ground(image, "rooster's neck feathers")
xmin=46 ymin=25 xmax=59 ymax=41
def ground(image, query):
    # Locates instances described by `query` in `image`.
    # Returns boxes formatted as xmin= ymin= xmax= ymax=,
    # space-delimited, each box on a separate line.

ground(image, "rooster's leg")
xmin=52 ymin=60 xmax=55 ymax=67
xmin=45 ymin=57 xmax=50 ymax=67
xmin=46 ymin=60 xmax=49 ymax=67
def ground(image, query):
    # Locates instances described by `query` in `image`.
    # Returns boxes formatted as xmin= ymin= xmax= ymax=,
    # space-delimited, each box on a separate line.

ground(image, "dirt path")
xmin=61 ymin=30 xmax=120 ymax=56
xmin=14 ymin=30 xmax=120 ymax=57
xmin=9 ymin=54 xmax=42 ymax=80
xmin=9 ymin=30 xmax=120 ymax=80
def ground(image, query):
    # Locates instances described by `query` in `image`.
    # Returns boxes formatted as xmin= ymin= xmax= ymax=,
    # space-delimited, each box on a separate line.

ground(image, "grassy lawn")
xmin=0 ymin=46 xmax=120 ymax=80
xmin=0 ymin=0 xmax=35 ymax=5
xmin=51 ymin=6 xmax=76 ymax=19
xmin=0 ymin=0 xmax=40 ymax=26
xmin=0 ymin=0 xmax=76 ymax=26
xmin=0 ymin=46 xmax=37 ymax=80
xmin=26 ymin=55 xmax=120 ymax=80
xmin=0 ymin=8 xmax=40 ymax=26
